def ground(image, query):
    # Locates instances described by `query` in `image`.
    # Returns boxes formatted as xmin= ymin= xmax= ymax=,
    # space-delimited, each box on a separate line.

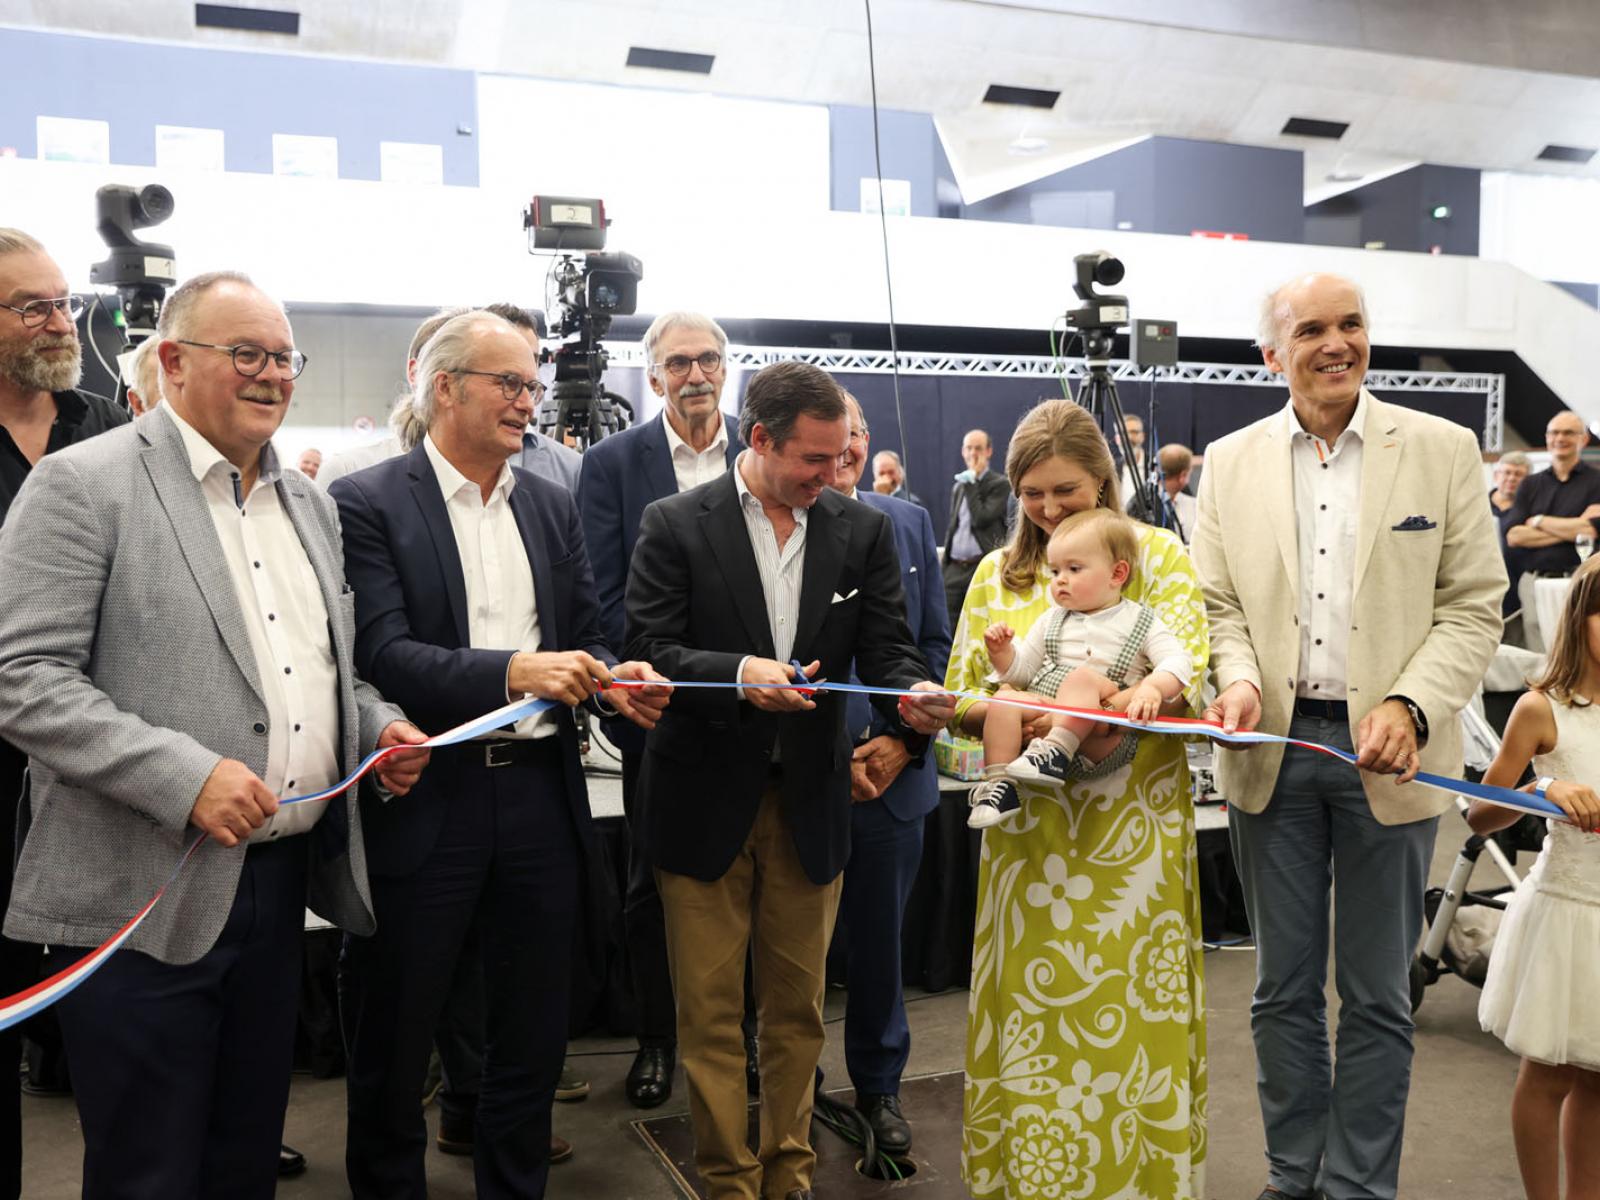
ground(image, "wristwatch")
xmin=1386 ymin=694 xmax=1429 ymax=748
xmin=1529 ymin=514 xmax=1545 ymax=528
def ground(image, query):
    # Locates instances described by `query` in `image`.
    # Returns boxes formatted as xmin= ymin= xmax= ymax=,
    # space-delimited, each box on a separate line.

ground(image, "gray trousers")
xmin=1229 ymin=714 xmax=1438 ymax=1200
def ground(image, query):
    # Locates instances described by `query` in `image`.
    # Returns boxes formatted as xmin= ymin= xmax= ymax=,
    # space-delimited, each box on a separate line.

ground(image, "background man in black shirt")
xmin=0 ymin=228 xmax=128 ymax=1200
xmin=1505 ymin=410 xmax=1600 ymax=641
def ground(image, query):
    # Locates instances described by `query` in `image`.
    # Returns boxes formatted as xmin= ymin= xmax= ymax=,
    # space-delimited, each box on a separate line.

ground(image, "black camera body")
xmin=523 ymin=195 xmax=644 ymax=447
xmin=1065 ymin=251 xmax=1129 ymax=362
xmin=89 ymin=183 xmax=177 ymax=342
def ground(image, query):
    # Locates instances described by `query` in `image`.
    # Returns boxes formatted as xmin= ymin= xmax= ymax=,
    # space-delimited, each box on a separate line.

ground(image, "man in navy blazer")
xmin=832 ymin=393 xmax=951 ymax=1155
xmin=331 ymin=311 xmax=668 ymax=1200
xmin=577 ymin=310 xmax=740 ymax=1108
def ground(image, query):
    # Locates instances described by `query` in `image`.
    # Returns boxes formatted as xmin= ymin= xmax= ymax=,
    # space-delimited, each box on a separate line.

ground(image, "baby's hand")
xmin=1125 ymin=683 xmax=1163 ymax=724
xmin=983 ymin=624 xmax=1014 ymax=653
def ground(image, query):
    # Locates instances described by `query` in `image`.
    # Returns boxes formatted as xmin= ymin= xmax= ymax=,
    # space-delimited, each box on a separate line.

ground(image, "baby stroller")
xmin=1408 ymin=693 xmax=1545 ymax=1012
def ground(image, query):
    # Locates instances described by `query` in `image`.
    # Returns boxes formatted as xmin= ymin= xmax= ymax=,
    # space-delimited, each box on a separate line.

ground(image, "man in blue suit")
xmin=832 ymin=392 xmax=951 ymax=1155
xmin=331 ymin=311 xmax=669 ymax=1199
xmin=578 ymin=310 xmax=741 ymax=1108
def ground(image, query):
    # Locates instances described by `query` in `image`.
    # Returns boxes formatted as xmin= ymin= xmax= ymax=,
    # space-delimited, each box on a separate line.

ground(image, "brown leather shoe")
xmin=550 ymin=1134 xmax=574 ymax=1164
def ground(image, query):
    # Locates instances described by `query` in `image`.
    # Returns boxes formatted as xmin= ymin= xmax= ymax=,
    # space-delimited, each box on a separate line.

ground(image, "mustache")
xmin=678 ymin=383 xmax=717 ymax=398
xmin=241 ymin=385 xmax=283 ymax=404
xmin=30 ymin=334 xmax=79 ymax=352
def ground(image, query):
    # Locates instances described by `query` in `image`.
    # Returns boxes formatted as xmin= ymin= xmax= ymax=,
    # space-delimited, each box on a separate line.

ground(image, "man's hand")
xmin=1356 ymin=698 xmax=1420 ymax=784
xmin=508 ymin=650 xmax=609 ymax=706
xmin=1583 ymin=503 xmax=1600 ymax=522
xmin=742 ymin=658 xmax=820 ymax=713
xmin=375 ymin=721 xmax=431 ymax=796
xmin=854 ymin=735 xmax=911 ymax=800
xmin=605 ymin=661 xmax=673 ymax=730
xmin=872 ymin=478 xmax=895 ymax=495
xmin=1544 ymin=779 xmax=1600 ymax=831
xmin=898 ymin=681 xmax=956 ymax=735
xmin=190 ymin=758 xmax=278 ymax=848
xmin=1202 ymin=681 xmax=1262 ymax=747
xmin=850 ymin=756 xmax=881 ymax=802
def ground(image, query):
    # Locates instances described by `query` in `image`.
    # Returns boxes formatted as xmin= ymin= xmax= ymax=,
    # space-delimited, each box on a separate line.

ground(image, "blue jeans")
xmin=1229 ymin=714 xmax=1437 ymax=1200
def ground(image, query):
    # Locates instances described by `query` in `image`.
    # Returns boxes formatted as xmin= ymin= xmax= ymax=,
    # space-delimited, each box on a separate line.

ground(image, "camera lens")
xmin=592 ymin=282 xmax=620 ymax=311
xmin=137 ymin=184 xmax=175 ymax=225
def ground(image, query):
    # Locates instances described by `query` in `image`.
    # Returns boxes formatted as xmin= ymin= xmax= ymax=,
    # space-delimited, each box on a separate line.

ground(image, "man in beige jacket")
xmin=1190 ymin=274 xmax=1504 ymax=1200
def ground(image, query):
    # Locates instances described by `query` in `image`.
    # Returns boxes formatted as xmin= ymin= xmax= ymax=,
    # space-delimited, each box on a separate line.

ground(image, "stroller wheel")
xmin=1408 ymin=957 xmax=1428 ymax=1013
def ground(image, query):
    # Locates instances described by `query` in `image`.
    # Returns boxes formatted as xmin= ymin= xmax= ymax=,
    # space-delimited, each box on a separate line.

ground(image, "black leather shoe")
xmin=745 ymin=1034 xmax=761 ymax=1097
xmin=278 ymin=1144 xmax=307 ymax=1177
xmin=625 ymin=1044 xmax=675 ymax=1109
xmin=1254 ymin=1188 xmax=1320 ymax=1200
xmin=858 ymin=1092 xmax=912 ymax=1155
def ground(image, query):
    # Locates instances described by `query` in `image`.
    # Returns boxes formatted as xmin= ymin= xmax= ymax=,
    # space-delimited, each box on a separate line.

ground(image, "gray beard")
xmin=0 ymin=337 xmax=83 ymax=394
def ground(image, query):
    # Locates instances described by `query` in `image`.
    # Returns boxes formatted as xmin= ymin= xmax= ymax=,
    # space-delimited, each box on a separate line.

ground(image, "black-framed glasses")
xmin=653 ymin=351 xmax=723 ymax=378
xmin=1 ymin=295 xmax=85 ymax=328
xmin=458 ymin=369 xmax=546 ymax=404
xmin=177 ymin=340 xmax=308 ymax=379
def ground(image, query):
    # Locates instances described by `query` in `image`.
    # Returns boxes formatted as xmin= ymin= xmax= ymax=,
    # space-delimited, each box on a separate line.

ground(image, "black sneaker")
xmin=1006 ymin=738 xmax=1075 ymax=787
xmin=968 ymin=778 xmax=1020 ymax=828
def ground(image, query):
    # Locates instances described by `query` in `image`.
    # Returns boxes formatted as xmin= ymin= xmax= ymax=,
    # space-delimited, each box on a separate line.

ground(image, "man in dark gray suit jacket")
xmin=0 ymin=271 xmax=429 ymax=1199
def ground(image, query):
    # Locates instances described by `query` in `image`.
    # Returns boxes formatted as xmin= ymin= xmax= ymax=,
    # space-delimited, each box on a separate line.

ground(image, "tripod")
xmin=1074 ymin=328 xmax=1159 ymax=525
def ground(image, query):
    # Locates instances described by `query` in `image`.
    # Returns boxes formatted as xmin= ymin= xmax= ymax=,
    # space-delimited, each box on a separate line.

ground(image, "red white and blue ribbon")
xmin=0 ymin=695 xmax=552 ymax=1034
xmin=0 ymin=677 xmax=1559 ymax=1032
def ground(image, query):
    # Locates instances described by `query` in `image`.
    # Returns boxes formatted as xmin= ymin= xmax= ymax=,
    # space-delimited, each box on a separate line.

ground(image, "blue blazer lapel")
xmin=138 ymin=413 xmax=265 ymax=704
xmin=640 ymin=417 xmax=679 ymax=504
xmin=405 ymin=444 xmax=472 ymax=647
xmin=510 ymin=480 xmax=559 ymax=651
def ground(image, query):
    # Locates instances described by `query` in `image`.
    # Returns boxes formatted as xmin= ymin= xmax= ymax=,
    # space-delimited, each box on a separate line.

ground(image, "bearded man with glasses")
xmin=0 ymin=228 xmax=128 ymax=1200
xmin=576 ymin=310 xmax=743 ymax=1110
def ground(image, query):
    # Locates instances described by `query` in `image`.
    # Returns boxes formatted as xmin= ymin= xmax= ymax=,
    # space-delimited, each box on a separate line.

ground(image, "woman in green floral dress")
xmin=947 ymin=400 xmax=1209 ymax=1200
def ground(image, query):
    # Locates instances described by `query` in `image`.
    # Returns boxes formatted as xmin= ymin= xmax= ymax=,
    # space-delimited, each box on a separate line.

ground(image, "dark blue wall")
xmin=829 ymin=105 xmax=958 ymax=218
xmin=960 ymin=137 xmax=1304 ymax=243
xmin=1305 ymin=164 xmax=1480 ymax=255
xmin=0 ymin=28 xmax=478 ymax=184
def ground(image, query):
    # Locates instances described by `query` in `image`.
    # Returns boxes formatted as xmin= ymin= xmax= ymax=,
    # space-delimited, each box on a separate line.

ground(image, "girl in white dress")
xmin=1470 ymin=556 xmax=1600 ymax=1200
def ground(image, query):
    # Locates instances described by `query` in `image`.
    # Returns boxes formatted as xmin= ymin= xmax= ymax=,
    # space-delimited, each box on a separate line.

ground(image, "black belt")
xmin=1292 ymin=698 xmax=1349 ymax=722
xmin=454 ymin=738 xmax=562 ymax=769
xmin=948 ymin=556 xmax=982 ymax=567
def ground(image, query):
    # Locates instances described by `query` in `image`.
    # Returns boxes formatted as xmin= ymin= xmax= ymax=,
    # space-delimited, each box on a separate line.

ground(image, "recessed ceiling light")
xmin=1282 ymin=116 xmax=1349 ymax=140
xmin=983 ymin=84 xmax=1059 ymax=110
xmin=1537 ymin=143 xmax=1595 ymax=164
xmin=626 ymin=46 xmax=715 ymax=75
xmin=1008 ymin=135 xmax=1050 ymax=156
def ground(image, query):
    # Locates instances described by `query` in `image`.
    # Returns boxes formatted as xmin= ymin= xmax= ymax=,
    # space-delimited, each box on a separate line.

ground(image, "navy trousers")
xmin=839 ymin=796 xmax=925 ymax=1097
xmin=343 ymin=744 xmax=579 ymax=1200
xmin=57 ymin=835 xmax=308 ymax=1200
xmin=1230 ymin=714 xmax=1438 ymax=1200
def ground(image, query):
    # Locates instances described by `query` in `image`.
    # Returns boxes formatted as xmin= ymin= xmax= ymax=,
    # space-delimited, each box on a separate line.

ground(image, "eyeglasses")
xmin=177 ymin=340 xmax=308 ymax=379
xmin=653 ymin=351 xmax=724 ymax=379
xmin=1 ymin=295 xmax=86 ymax=328
xmin=459 ymin=370 xmax=547 ymax=404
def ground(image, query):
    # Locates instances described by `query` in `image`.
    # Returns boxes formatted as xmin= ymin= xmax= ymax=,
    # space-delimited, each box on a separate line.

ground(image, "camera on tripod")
xmin=1065 ymin=251 xmax=1130 ymax=362
xmin=523 ymin=195 xmax=644 ymax=448
xmin=89 ymin=183 xmax=177 ymax=343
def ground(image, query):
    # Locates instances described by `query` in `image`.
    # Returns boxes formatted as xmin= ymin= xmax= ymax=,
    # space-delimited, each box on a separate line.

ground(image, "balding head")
xmin=1257 ymin=273 xmax=1370 ymax=416
xmin=1545 ymin=409 xmax=1590 ymax=471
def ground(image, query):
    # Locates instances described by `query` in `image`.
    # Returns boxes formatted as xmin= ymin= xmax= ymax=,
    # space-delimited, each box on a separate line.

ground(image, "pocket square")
xmin=1392 ymin=515 xmax=1437 ymax=531
xmin=831 ymin=588 xmax=859 ymax=604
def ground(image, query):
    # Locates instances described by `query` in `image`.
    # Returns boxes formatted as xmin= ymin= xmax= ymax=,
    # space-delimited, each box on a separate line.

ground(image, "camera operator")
xmin=0 ymin=228 xmax=128 ymax=1200
xmin=576 ymin=311 xmax=740 ymax=1108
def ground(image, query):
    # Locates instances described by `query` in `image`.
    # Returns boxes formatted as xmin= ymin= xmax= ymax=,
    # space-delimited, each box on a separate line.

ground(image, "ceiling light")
xmin=983 ymin=84 xmax=1059 ymax=110
xmin=194 ymin=3 xmax=299 ymax=33
xmin=1008 ymin=134 xmax=1050 ymax=156
xmin=626 ymin=46 xmax=715 ymax=75
xmin=1537 ymin=143 xmax=1596 ymax=164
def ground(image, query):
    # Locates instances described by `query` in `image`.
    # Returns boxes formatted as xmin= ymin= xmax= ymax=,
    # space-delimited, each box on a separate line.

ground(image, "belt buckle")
xmin=484 ymin=741 xmax=515 ymax=769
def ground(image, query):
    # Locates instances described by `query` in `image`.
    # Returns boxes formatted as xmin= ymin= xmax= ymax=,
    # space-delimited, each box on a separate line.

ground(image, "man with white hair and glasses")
xmin=577 ymin=310 xmax=742 ymax=1108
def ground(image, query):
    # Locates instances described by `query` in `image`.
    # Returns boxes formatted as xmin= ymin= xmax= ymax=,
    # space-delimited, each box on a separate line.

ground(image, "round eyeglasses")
xmin=653 ymin=351 xmax=724 ymax=379
xmin=176 ymin=340 xmax=308 ymax=379
xmin=1 ymin=295 xmax=86 ymax=328
xmin=458 ymin=370 xmax=547 ymax=404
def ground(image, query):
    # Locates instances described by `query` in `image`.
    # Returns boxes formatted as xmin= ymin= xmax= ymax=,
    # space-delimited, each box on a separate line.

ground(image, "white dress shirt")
xmin=662 ymin=410 xmax=729 ymax=493
xmin=1287 ymin=392 xmax=1366 ymax=700
xmin=164 ymin=405 xmax=339 ymax=841
xmin=1167 ymin=490 xmax=1198 ymax=543
xmin=423 ymin=435 xmax=555 ymax=739
xmin=732 ymin=453 xmax=809 ymax=730
xmin=995 ymin=597 xmax=1193 ymax=692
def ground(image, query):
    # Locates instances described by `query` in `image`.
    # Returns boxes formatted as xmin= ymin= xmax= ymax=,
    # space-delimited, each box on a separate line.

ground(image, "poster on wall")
xmin=272 ymin=133 xmax=339 ymax=179
xmin=36 ymin=116 xmax=110 ymax=164
xmin=155 ymin=125 xmax=225 ymax=172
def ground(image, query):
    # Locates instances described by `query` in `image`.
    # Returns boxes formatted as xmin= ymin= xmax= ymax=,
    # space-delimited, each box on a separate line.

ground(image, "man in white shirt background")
xmin=1157 ymin=442 xmax=1198 ymax=542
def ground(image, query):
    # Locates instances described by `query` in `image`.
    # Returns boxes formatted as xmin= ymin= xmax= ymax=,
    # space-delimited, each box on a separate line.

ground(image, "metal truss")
xmin=605 ymin=344 xmax=1506 ymax=450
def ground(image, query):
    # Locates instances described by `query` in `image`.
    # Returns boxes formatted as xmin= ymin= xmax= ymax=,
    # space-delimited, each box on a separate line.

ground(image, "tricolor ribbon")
xmin=0 ymin=695 xmax=551 ymax=1034
xmin=0 ymin=677 xmax=1559 ymax=1031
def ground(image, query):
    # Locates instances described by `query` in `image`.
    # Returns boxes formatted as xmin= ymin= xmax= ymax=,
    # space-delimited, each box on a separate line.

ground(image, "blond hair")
xmin=999 ymin=400 xmax=1119 ymax=593
xmin=1049 ymin=507 xmax=1139 ymax=582
xmin=1531 ymin=556 xmax=1600 ymax=703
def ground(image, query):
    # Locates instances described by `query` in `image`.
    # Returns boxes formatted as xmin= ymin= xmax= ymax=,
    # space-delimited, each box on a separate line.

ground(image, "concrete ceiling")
xmin=13 ymin=0 xmax=1600 ymax=200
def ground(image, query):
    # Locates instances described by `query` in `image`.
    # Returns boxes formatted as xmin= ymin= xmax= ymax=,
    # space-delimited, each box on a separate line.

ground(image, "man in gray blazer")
xmin=0 ymin=270 xmax=429 ymax=1199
